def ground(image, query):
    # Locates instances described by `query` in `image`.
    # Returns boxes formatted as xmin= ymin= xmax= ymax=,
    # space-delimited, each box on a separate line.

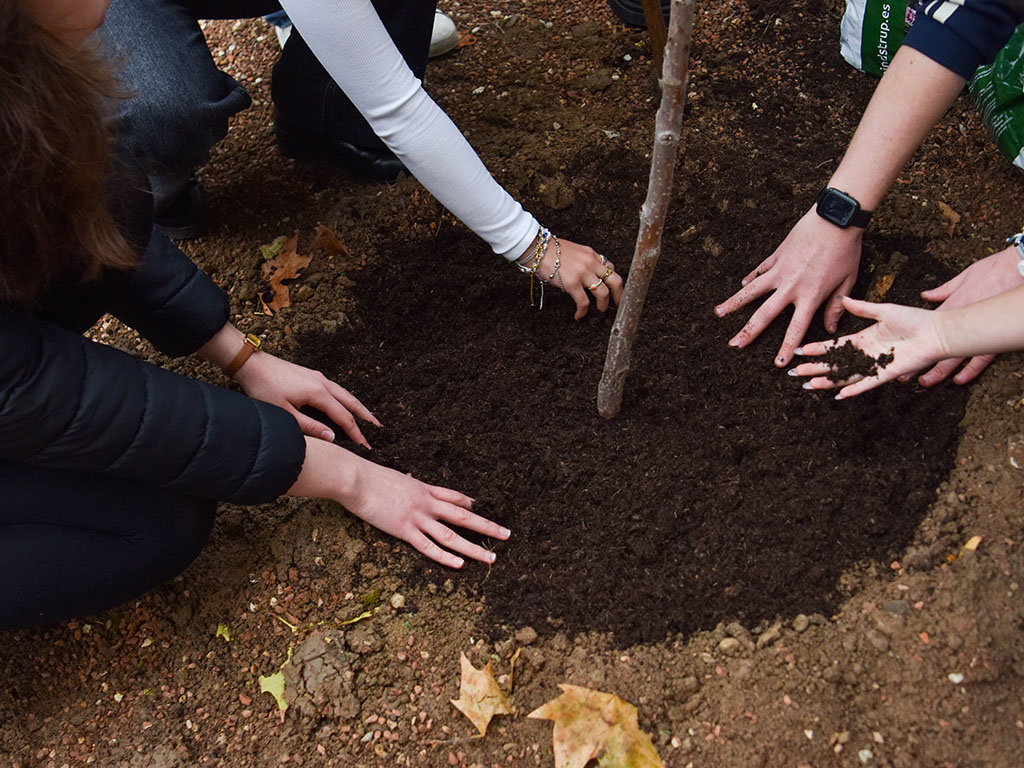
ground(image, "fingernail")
xmin=499 ymin=526 xmax=511 ymax=538
xmin=713 ymin=306 xmax=724 ymax=317
xmin=787 ymin=368 xmax=799 ymax=377
xmin=834 ymin=393 xmax=845 ymax=401
xmin=775 ymin=356 xmax=786 ymax=367
xmin=454 ymin=558 xmax=464 ymax=568
xmin=728 ymin=339 xmax=740 ymax=348
xmin=802 ymin=381 xmax=814 ymax=390
xmin=363 ymin=441 xmax=373 ymax=451
xmin=489 ymin=552 xmax=497 ymax=563
xmin=793 ymin=347 xmax=804 ymax=356
xmin=322 ymin=429 xmax=335 ymax=442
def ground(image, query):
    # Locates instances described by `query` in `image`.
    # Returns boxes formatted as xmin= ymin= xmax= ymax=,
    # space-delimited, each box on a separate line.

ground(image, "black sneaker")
xmin=154 ymin=179 xmax=207 ymax=240
xmin=274 ymin=109 xmax=408 ymax=185
xmin=608 ymin=0 xmax=670 ymax=28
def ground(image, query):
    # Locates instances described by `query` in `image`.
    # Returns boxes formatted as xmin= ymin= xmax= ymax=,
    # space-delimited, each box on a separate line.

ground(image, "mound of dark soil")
xmin=298 ymin=149 xmax=968 ymax=645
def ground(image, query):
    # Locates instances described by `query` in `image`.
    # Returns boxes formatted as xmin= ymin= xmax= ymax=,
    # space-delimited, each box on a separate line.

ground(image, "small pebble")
xmin=792 ymin=614 xmax=810 ymax=633
xmin=717 ymin=637 xmax=741 ymax=655
xmin=514 ymin=626 xmax=539 ymax=645
xmin=390 ymin=593 xmax=406 ymax=609
xmin=866 ymin=629 xmax=890 ymax=653
xmin=881 ymin=600 xmax=909 ymax=615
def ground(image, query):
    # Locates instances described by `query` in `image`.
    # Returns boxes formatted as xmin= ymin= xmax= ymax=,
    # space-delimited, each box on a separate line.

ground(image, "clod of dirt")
xmin=284 ymin=631 xmax=361 ymax=724
xmin=823 ymin=340 xmax=894 ymax=382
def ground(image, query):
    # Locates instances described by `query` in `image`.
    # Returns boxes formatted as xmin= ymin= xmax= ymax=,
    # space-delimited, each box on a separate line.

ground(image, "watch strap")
xmin=224 ymin=333 xmax=262 ymax=378
xmin=846 ymin=206 xmax=873 ymax=228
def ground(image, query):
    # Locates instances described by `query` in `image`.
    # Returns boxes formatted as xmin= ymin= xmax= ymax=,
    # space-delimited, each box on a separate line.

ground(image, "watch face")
xmin=817 ymin=189 xmax=858 ymax=228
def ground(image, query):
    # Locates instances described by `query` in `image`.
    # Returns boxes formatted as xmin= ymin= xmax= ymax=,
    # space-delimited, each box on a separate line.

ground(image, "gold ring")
xmin=600 ymin=266 xmax=614 ymax=281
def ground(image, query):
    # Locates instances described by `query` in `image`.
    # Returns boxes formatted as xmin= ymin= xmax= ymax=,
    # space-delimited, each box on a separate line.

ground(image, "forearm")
xmin=279 ymin=0 xmax=539 ymax=259
xmin=935 ymin=283 xmax=1024 ymax=358
xmin=828 ymin=46 xmax=967 ymax=210
xmin=285 ymin=437 xmax=359 ymax=501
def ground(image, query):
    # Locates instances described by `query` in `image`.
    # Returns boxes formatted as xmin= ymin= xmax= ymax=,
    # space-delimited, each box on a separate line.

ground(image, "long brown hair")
xmin=0 ymin=0 xmax=136 ymax=308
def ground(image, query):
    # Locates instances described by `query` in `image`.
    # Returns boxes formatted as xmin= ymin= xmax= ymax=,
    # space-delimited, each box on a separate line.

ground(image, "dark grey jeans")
xmin=99 ymin=0 xmax=435 ymax=209
xmin=0 ymin=462 xmax=215 ymax=630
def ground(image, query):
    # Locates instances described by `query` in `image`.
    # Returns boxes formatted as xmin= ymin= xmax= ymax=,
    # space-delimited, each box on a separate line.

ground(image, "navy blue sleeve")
xmin=0 ymin=309 xmax=305 ymax=504
xmin=103 ymin=230 xmax=230 ymax=358
xmin=903 ymin=0 xmax=1024 ymax=78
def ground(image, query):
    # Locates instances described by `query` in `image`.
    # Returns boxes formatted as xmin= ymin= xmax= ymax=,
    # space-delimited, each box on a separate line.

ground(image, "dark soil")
xmin=823 ymin=340 xmax=896 ymax=381
xmin=296 ymin=193 xmax=968 ymax=647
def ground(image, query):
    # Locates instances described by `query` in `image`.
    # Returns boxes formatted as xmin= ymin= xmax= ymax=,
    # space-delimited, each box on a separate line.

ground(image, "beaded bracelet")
xmin=545 ymin=235 xmax=563 ymax=290
xmin=515 ymin=227 xmax=551 ymax=275
xmin=513 ymin=227 xmax=554 ymax=309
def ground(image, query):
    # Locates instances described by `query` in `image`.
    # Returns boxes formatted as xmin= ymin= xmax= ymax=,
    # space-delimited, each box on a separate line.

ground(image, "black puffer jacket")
xmin=0 ymin=176 xmax=305 ymax=504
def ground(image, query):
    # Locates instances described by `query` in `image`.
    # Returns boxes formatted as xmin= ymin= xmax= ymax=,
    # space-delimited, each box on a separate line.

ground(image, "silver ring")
xmin=599 ymin=254 xmax=607 ymax=265
xmin=588 ymin=280 xmax=603 ymax=291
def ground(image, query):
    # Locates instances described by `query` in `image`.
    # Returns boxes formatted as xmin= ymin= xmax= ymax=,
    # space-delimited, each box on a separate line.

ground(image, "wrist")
xmin=223 ymin=333 xmax=262 ymax=378
xmin=287 ymin=438 xmax=361 ymax=502
xmin=815 ymin=187 xmax=873 ymax=229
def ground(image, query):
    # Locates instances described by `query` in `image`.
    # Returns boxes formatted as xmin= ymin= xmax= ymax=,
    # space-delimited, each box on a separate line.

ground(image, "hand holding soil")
xmin=790 ymin=296 xmax=946 ymax=399
xmin=714 ymin=207 xmax=863 ymax=367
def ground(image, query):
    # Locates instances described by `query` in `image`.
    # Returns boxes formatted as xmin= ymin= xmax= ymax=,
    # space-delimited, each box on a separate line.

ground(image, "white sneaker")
xmin=274 ymin=21 xmax=292 ymax=49
xmin=429 ymin=10 xmax=458 ymax=58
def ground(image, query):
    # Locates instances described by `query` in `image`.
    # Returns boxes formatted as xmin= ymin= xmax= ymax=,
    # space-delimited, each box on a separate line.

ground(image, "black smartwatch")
xmin=815 ymin=187 xmax=873 ymax=229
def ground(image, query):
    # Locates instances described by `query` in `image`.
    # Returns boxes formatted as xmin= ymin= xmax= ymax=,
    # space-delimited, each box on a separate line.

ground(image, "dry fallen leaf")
xmin=936 ymin=200 xmax=961 ymax=236
xmin=528 ymin=684 xmax=664 ymax=768
xmin=312 ymin=224 xmax=353 ymax=257
xmin=870 ymin=273 xmax=895 ymax=301
xmin=260 ymin=233 xmax=311 ymax=312
xmin=450 ymin=652 xmax=511 ymax=736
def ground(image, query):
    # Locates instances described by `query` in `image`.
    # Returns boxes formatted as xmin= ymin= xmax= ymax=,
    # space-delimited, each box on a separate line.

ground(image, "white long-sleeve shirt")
xmin=280 ymin=0 xmax=539 ymax=260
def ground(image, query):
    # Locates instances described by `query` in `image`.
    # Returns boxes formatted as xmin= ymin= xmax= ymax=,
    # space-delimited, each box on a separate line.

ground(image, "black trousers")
xmin=0 ymin=462 xmax=215 ymax=630
xmin=102 ymin=0 xmax=436 ymax=191
xmin=189 ymin=0 xmax=436 ymax=150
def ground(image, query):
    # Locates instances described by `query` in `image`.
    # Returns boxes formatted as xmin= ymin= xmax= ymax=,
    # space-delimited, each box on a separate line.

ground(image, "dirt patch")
xmin=3 ymin=1 xmax=1024 ymax=767
xmin=295 ymin=196 xmax=968 ymax=647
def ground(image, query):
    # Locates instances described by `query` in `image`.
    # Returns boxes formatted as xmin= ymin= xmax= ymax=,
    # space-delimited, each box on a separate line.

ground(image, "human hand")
xmin=910 ymin=247 xmax=1023 ymax=386
xmin=714 ymin=207 xmax=864 ymax=367
xmin=522 ymin=235 xmax=624 ymax=320
xmin=233 ymin=352 xmax=380 ymax=448
xmin=789 ymin=296 xmax=946 ymax=399
xmin=339 ymin=453 xmax=509 ymax=568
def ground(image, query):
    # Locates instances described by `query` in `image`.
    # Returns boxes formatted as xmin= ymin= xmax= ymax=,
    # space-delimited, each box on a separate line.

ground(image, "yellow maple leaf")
xmin=528 ymin=684 xmax=664 ymax=768
xmin=450 ymin=652 xmax=511 ymax=736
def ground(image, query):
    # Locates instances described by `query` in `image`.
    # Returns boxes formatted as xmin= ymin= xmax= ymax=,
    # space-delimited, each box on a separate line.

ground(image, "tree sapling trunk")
xmin=597 ymin=0 xmax=695 ymax=418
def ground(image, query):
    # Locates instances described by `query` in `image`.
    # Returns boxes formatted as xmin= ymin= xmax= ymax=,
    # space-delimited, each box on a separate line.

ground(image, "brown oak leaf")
xmin=312 ymin=224 xmax=353 ymax=257
xmin=528 ymin=684 xmax=664 ymax=768
xmin=449 ymin=652 xmax=510 ymax=736
xmin=260 ymin=233 xmax=311 ymax=312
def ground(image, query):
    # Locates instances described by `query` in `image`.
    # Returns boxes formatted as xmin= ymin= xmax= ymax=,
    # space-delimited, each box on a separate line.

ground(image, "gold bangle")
xmin=224 ymin=333 xmax=262 ymax=378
